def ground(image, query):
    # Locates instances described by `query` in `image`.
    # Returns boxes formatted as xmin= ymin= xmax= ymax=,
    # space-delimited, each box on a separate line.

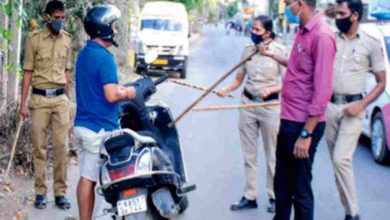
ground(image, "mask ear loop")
xmin=46 ymin=14 xmax=53 ymax=23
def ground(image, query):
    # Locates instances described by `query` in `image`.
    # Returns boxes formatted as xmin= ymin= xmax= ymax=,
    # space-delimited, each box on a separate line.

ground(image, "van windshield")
xmin=141 ymin=19 xmax=183 ymax=32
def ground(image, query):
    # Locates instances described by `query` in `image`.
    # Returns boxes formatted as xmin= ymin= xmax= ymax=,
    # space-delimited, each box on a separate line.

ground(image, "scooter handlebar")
xmin=154 ymin=74 xmax=168 ymax=86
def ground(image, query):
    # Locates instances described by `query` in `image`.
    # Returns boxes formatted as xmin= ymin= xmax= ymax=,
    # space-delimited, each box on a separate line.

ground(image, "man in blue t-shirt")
xmin=74 ymin=5 xmax=136 ymax=220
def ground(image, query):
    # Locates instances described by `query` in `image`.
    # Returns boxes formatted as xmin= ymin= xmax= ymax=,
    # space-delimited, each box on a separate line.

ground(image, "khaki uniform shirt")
xmin=333 ymin=30 xmax=385 ymax=95
xmin=239 ymin=41 xmax=286 ymax=95
xmin=23 ymin=27 xmax=72 ymax=89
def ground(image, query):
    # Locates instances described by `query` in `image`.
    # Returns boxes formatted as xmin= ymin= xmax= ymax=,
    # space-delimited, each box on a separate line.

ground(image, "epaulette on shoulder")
xmin=361 ymin=29 xmax=381 ymax=42
xmin=61 ymin=30 xmax=72 ymax=38
xmin=245 ymin=43 xmax=254 ymax=48
xmin=273 ymin=41 xmax=286 ymax=51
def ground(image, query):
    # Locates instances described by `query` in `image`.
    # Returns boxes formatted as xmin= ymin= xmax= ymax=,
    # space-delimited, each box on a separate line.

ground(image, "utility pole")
xmin=129 ymin=0 xmax=139 ymax=68
xmin=8 ymin=0 xmax=23 ymax=104
xmin=0 ymin=0 xmax=9 ymax=113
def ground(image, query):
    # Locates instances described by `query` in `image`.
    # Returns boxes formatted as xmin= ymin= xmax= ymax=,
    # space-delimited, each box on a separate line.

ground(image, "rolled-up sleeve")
xmin=370 ymin=39 xmax=385 ymax=73
xmin=307 ymin=34 xmax=336 ymax=116
xmin=23 ymin=34 xmax=35 ymax=71
xmin=65 ymin=45 xmax=72 ymax=71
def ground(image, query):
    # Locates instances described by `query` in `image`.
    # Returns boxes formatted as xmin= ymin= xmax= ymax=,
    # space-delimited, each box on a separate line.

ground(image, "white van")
xmin=135 ymin=1 xmax=190 ymax=78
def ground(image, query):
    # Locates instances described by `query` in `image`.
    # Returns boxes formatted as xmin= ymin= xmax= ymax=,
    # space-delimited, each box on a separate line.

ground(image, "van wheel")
xmin=179 ymin=68 xmax=187 ymax=79
xmin=371 ymin=112 xmax=390 ymax=164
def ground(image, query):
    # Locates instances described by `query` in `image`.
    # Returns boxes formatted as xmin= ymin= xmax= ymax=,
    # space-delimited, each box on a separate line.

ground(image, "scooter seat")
xmin=104 ymin=133 xmax=134 ymax=153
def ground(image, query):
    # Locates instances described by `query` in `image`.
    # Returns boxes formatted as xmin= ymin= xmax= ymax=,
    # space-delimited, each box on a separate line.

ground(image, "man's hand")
xmin=343 ymin=101 xmax=365 ymax=117
xmin=259 ymin=88 xmax=272 ymax=99
xmin=258 ymin=44 xmax=275 ymax=58
xmin=125 ymin=87 xmax=136 ymax=99
xmin=294 ymin=137 xmax=312 ymax=159
xmin=217 ymin=88 xmax=229 ymax=97
xmin=18 ymin=105 xmax=29 ymax=120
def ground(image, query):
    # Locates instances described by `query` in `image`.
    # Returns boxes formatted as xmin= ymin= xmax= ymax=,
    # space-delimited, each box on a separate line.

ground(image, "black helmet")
xmin=83 ymin=5 xmax=121 ymax=47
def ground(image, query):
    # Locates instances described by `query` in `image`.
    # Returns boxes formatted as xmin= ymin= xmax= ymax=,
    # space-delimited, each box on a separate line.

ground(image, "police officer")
xmin=218 ymin=15 xmax=286 ymax=213
xmin=19 ymin=0 xmax=71 ymax=210
xmin=326 ymin=1 xmax=386 ymax=220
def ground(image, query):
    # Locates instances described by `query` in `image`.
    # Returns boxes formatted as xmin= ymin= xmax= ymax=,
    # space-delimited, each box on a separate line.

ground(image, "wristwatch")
xmin=300 ymin=129 xmax=312 ymax=139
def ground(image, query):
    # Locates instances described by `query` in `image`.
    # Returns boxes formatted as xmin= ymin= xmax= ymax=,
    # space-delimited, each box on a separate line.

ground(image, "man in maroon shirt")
xmin=260 ymin=0 xmax=336 ymax=219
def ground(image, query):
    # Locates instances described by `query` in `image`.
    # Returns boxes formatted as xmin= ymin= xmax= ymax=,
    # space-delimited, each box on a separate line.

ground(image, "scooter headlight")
xmin=136 ymin=149 xmax=151 ymax=174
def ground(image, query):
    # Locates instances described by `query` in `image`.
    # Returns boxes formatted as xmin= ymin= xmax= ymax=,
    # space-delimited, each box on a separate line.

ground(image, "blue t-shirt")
xmin=74 ymin=40 xmax=119 ymax=132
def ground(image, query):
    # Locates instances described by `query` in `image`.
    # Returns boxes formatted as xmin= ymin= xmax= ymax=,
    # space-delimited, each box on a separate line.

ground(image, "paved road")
xmin=24 ymin=25 xmax=390 ymax=220
xmin=167 ymin=25 xmax=390 ymax=220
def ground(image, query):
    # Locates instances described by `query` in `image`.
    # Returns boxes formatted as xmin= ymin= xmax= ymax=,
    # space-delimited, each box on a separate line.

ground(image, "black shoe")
xmin=55 ymin=196 xmax=71 ymax=210
xmin=345 ymin=215 xmax=360 ymax=220
xmin=230 ymin=197 xmax=258 ymax=211
xmin=34 ymin=195 xmax=46 ymax=209
xmin=267 ymin=198 xmax=276 ymax=213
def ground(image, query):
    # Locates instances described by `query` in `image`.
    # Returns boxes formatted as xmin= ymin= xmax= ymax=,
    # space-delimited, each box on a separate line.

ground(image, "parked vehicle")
xmin=361 ymin=22 xmax=390 ymax=164
xmin=135 ymin=1 xmax=190 ymax=79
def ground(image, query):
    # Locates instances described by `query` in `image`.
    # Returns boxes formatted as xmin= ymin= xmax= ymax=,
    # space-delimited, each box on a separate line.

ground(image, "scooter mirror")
xmin=144 ymin=50 xmax=159 ymax=64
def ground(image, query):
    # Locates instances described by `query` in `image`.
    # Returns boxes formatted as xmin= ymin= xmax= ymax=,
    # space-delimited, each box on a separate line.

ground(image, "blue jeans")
xmin=273 ymin=120 xmax=325 ymax=220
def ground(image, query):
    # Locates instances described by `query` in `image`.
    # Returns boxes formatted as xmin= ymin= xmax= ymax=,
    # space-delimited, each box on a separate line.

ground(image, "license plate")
xmin=153 ymin=59 xmax=168 ymax=65
xmin=117 ymin=195 xmax=147 ymax=217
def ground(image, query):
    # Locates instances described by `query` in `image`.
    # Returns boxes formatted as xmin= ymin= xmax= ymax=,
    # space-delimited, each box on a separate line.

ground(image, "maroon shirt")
xmin=281 ymin=14 xmax=336 ymax=122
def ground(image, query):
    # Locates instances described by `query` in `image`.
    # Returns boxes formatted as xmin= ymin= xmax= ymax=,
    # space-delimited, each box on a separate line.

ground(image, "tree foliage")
xmin=148 ymin=0 xmax=203 ymax=12
xmin=226 ymin=0 xmax=239 ymax=18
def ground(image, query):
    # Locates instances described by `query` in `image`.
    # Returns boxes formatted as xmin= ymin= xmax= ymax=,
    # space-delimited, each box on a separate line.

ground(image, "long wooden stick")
xmin=169 ymin=79 xmax=235 ymax=98
xmin=5 ymin=120 xmax=23 ymax=179
xmin=193 ymin=102 xmax=281 ymax=111
xmin=169 ymin=49 xmax=258 ymax=127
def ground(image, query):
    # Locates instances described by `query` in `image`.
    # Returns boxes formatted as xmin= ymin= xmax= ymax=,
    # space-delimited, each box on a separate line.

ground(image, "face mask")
xmin=285 ymin=2 xmax=300 ymax=24
xmin=250 ymin=32 xmax=265 ymax=45
xmin=49 ymin=18 xmax=64 ymax=34
xmin=335 ymin=16 xmax=353 ymax=33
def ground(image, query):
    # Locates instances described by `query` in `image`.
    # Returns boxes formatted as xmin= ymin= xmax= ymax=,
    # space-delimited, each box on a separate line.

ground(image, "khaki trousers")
xmin=325 ymin=102 xmax=363 ymax=216
xmin=31 ymin=94 xmax=70 ymax=196
xmin=239 ymin=96 xmax=280 ymax=200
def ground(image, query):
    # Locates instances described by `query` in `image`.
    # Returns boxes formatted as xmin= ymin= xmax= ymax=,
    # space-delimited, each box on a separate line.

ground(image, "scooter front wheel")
xmin=123 ymin=210 xmax=154 ymax=220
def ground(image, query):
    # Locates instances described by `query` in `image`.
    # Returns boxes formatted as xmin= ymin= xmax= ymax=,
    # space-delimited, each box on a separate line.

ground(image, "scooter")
xmin=97 ymin=51 xmax=196 ymax=220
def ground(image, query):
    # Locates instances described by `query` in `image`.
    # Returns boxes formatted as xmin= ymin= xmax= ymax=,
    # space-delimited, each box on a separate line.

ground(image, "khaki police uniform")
xmin=325 ymin=30 xmax=385 ymax=216
xmin=238 ymin=41 xmax=286 ymax=200
xmin=23 ymin=27 xmax=72 ymax=196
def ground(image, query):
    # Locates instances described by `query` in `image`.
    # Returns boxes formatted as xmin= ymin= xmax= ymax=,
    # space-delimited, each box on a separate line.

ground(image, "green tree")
xmin=226 ymin=0 xmax=238 ymax=18
xmin=148 ymin=0 xmax=203 ymax=12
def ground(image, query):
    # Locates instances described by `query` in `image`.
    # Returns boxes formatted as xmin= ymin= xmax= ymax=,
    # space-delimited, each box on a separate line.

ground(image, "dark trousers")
xmin=273 ymin=119 xmax=325 ymax=220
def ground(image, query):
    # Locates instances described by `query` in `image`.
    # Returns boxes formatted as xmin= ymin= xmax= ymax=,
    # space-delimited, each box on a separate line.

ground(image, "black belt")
xmin=32 ymin=88 xmax=65 ymax=97
xmin=243 ymin=89 xmax=279 ymax=102
xmin=331 ymin=94 xmax=363 ymax=104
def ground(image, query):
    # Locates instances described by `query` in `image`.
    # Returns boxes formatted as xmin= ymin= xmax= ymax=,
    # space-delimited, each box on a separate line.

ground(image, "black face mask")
xmin=336 ymin=16 xmax=353 ymax=33
xmin=251 ymin=32 xmax=265 ymax=45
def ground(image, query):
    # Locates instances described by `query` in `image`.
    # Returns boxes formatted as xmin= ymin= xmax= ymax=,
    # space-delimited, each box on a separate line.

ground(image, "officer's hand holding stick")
xmin=169 ymin=49 xmax=259 ymax=127
xmin=193 ymin=102 xmax=280 ymax=111
xmin=169 ymin=79 xmax=235 ymax=98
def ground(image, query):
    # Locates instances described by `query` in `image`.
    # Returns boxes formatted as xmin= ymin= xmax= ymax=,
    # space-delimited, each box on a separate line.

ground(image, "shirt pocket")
xmin=352 ymin=51 xmax=369 ymax=73
xmin=35 ymin=50 xmax=52 ymax=71
xmin=297 ymin=49 xmax=314 ymax=74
